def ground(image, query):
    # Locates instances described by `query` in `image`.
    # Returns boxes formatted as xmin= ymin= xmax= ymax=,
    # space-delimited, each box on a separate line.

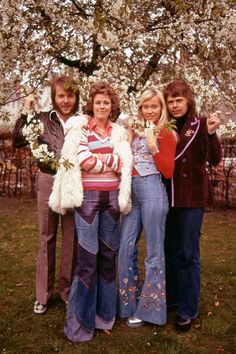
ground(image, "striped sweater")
xmin=49 ymin=114 xmax=133 ymax=215
xmin=78 ymin=118 xmax=120 ymax=190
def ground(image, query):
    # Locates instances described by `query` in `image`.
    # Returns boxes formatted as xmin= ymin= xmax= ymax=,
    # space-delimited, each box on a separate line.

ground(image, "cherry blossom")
xmin=0 ymin=0 xmax=235 ymax=129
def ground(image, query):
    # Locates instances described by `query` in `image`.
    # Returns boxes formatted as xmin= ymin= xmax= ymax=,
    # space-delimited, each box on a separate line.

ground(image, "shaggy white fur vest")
xmin=49 ymin=115 xmax=133 ymax=215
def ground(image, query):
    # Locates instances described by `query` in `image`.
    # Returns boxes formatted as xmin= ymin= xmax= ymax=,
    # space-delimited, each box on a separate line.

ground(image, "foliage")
xmin=0 ymin=0 xmax=235 ymax=119
xmin=0 ymin=198 xmax=235 ymax=353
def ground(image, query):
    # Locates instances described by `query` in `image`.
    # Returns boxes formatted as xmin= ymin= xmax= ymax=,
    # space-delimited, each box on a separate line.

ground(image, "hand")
xmin=96 ymin=153 xmax=107 ymax=163
xmin=146 ymin=131 xmax=159 ymax=155
xmin=146 ymin=131 xmax=156 ymax=149
xmin=22 ymin=94 xmax=37 ymax=115
xmin=207 ymin=111 xmax=221 ymax=135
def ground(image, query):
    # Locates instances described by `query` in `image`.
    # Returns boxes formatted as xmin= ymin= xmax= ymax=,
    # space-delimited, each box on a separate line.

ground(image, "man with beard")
xmin=12 ymin=75 xmax=80 ymax=315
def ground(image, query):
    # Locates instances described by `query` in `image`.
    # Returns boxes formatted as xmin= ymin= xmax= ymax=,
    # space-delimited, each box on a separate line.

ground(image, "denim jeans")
xmin=165 ymin=207 xmax=204 ymax=319
xmin=64 ymin=190 xmax=120 ymax=342
xmin=118 ymin=174 xmax=168 ymax=325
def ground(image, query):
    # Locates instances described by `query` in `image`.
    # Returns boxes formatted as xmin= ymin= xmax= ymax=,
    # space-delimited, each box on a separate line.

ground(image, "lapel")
xmin=175 ymin=116 xmax=200 ymax=160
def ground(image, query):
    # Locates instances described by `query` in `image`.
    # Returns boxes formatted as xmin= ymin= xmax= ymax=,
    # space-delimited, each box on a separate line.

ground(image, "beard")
xmin=53 ymin=101 xmax=78 ymax=118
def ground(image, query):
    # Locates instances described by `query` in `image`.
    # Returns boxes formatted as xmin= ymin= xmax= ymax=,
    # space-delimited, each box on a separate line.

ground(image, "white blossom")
xmin=217 ymin=119 xmax=236 ymax=139
xmin=0 ymin=0 xmax=235 ymax=126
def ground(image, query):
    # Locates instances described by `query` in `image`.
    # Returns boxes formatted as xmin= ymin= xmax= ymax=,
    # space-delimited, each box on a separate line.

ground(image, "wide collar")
xmin=175 ymin=116 xmax=200 ymax=160
xmin=88 ymin=117 xmax=113 ymax=136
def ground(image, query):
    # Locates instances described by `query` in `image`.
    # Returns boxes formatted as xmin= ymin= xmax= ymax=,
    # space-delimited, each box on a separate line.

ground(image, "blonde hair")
xmin=138 ymin=87 xmax=169 ymax=130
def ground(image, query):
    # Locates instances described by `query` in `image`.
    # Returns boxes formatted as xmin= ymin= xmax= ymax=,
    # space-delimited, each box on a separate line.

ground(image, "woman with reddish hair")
xmin=50 ymin=81 xmax=133 ymax=342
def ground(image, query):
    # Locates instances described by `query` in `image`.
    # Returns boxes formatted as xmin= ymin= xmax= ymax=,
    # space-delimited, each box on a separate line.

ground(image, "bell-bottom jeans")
xmin=118 ymin=174 xmax=168 ymax=325
xmin=64 ymin=190 xmax=120 ymax=342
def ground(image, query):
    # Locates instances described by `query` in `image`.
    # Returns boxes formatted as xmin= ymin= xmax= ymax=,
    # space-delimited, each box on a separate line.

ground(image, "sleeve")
xmin=77 ymin=128 xmax=120 ymax=173
xmin=99 ymin=153 xmax=121 ymax=172
xmin=153 ymin=129 xmax=177 ymax=179
xmin=207 ymin=132 xmax=222 ymax=166
xmin=12 ymin=114 xmax=29 ymax=148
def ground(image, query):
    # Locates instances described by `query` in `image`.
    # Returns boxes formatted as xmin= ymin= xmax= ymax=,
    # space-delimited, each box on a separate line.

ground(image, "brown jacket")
xmin=168 ymin=116 xmax=222 ymax=208
xmin=12 ymin=111 xmax=64 ymax=174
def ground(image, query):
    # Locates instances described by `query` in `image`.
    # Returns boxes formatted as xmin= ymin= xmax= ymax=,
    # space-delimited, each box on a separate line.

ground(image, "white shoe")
xmin=126 ymin=316 xmax=144 ymax=328
xmin=33 ymin=300 xmax=47 ymax=314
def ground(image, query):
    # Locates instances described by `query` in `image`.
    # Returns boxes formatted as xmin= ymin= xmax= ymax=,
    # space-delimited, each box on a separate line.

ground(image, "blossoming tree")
xmin=0 ymin=0 xmax=235 ymax=201
xmin=216 ymin=119 xmax=236 ymax=206
xmin=0 ymin=0 xmax=235 ymax=118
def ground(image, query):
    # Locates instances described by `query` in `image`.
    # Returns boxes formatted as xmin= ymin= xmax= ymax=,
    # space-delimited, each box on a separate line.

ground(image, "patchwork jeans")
xmin=64 ymin=190 xmax=120 ymax=342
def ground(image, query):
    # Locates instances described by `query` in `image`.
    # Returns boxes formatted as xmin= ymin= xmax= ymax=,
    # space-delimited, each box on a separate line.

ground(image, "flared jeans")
xmin=118 ymin=174 xmax=168 ymax=325
xmin=64 ymin=190 xmax=120 ymax=342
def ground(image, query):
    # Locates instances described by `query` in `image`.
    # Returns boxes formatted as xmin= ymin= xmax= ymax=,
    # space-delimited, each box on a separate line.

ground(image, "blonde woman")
xmin=118 ymin=87 xmax=177 ymax=327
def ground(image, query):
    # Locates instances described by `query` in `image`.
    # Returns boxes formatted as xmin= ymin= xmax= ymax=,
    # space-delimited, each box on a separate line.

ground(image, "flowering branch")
xmin=22 ymin=116 xmax=74 ymax=171
xmin=217 ymin=119 xmax=236 ymax=139
xmin=129 ymin=117 xmax=176 ymax=138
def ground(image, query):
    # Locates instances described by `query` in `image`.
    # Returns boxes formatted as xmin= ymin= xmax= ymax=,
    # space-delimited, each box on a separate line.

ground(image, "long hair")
xmin=163 ymin=79 xmax=197 ymax=118
xmin=50 ymin=75 xmax=80 ymax=114
xmin=83 ymin=81 xmax=120 ymax=122
xmin=138 ymin=87 xmax=169 ymax=130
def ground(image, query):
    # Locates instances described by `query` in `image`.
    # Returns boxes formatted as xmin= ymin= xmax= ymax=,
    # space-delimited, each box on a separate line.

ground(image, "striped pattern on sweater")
xmin=78 ymin=127 xmax=121 ymax=191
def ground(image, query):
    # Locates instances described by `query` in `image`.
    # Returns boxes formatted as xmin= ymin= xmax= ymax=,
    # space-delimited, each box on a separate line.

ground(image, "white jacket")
xmin=49 ymin=115 xmax=133 ymax=215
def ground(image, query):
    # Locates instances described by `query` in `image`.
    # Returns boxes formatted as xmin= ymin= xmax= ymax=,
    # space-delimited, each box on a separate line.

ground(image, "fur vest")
xmin=49 ymin=115 xmax=133 ymax=215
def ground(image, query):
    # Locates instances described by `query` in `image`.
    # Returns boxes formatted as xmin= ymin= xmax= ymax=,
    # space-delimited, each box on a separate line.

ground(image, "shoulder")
xmin=38 ymin=111 xmax=52 ymax=119
xmin=159 ymin=128 xmax=178 ymax=142
xmin=193 ymin=115 xmax=207 ymax=127
xmin=196 ymin=116 xmax=209 ymax=135
xmin=186 ymin=116 xmax=207 ymax=134
xmin=198 ymin=116 xmax=207 ymax=124
xmin=64 ymin=115 xmax=89 ymax=135
xmin=111 ymin=122 xmax=128 ymax=137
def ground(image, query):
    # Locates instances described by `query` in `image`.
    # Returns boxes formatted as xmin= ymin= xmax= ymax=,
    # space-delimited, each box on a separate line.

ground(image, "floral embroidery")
xmin=119 ymin=271 xmax=166 ymax=311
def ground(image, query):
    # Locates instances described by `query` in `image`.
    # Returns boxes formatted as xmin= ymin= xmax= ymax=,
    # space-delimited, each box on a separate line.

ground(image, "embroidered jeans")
xmin=118 ymin=174 xmax=168 ymax=325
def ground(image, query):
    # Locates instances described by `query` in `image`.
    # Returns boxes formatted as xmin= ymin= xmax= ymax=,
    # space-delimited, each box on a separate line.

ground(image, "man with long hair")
xmin=163 ymin=79 xmax=222 ymax=332
xmin=12 ymin=75 xmax=79 ymax=314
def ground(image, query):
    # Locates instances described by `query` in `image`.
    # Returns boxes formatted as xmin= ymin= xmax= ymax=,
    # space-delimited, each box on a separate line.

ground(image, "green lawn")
xmin=0 ymin=197 xmax=235 ymax=354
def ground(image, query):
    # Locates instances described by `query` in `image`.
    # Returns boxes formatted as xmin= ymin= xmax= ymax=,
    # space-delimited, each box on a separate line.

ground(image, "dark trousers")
xmin=165 ymin=207 xmax=204 ymax=318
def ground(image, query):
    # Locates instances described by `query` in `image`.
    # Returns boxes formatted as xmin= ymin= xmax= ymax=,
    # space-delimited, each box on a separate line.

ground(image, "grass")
xmin=0 ymin=197 xmax=236 ymax=354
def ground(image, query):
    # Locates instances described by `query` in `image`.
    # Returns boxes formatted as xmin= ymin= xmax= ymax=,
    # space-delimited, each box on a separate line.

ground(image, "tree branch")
xmin=57 ymin=55 xmax=99 ymax=75
xmin=69 ymin=0 xmax=89 ymax=19
xmin=128 ymin=50 xmax=162 ymax=92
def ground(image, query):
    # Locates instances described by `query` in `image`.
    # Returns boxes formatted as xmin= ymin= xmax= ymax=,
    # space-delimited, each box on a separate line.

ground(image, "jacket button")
xmin=183 ymin=173 xmax=187 ymax=177
xmin=182 ymin=158 xmax=186 ymax=162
